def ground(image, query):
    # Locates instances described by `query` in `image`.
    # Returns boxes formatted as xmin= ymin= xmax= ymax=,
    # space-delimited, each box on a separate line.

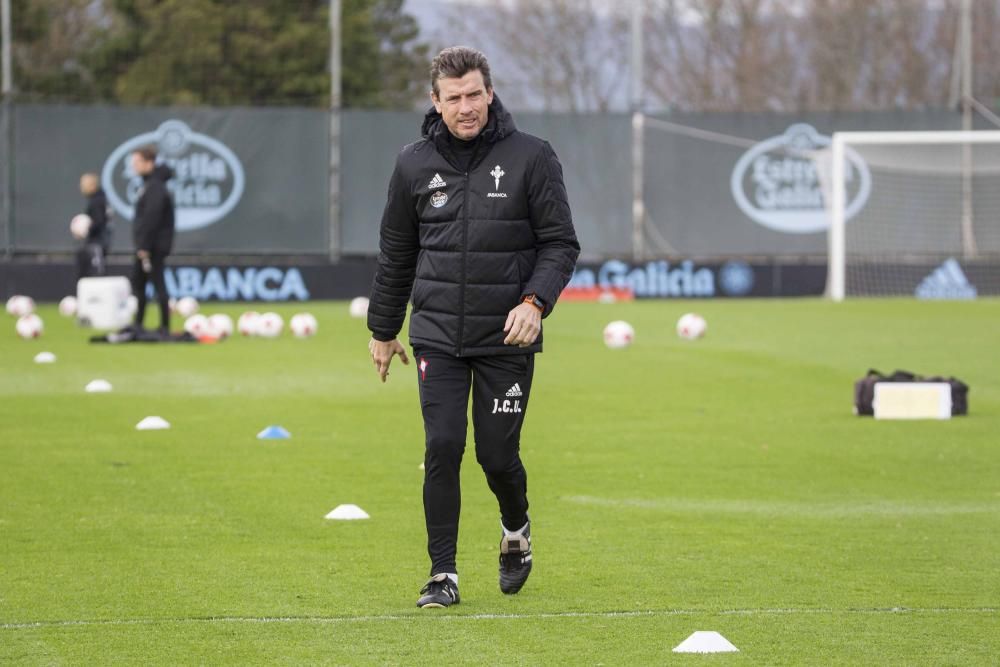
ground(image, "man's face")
xmin=79 ymin=174 xmax=97 ymax=196
xmin=131 ymin=152 xmax=154 ymax=176
xmin=431 ymin=70 xmax=494 ymax=140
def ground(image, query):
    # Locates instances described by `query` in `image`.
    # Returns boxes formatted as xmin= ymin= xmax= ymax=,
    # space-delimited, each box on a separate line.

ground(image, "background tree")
xmin=10 ymin=0 xmax=1000 ymax=112
xmin=437 ymin=0 xmax=629 ymax=112
xmin=644 ymin=0 xmax=998 ymax=113
xmin=12 ymin=0 xmax=429 ymax=108
xmin=343 ymin=0 xmax=429 ymax=108
xmin=11 ymin=0 xmax=108 ymax=102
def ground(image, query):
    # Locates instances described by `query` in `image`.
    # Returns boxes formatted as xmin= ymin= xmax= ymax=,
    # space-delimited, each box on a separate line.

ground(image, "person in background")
xmin=76 ymin=172 xmax=112 ymax=279
xmin=129 ymin=146 xmax=175 ymax=336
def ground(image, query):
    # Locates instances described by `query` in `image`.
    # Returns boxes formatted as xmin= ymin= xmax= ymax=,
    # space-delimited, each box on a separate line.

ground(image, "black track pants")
xmin=130 ymin=252 xmax=170 ymax=331
xmin=415 ymin=347 xmax=534 ymax=576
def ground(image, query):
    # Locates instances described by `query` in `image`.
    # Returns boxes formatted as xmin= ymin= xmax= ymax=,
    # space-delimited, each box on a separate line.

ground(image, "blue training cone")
xmin=257 ymin=425 xmax=291 ymax=440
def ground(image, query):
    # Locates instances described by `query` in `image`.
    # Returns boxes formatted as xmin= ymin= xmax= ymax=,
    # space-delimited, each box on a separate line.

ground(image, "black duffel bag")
xmin=854 ymin=369 xmax=968 ymax=416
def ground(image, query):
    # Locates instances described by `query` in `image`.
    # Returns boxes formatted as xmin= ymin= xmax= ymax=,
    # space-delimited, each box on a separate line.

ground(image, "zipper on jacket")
xmin=457 ymin=171 xmax=470 ymax=356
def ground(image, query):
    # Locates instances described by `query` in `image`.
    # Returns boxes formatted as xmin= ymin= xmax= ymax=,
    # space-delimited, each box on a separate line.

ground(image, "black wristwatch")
xmin=522 ymin=294 xmax=545 ymax=312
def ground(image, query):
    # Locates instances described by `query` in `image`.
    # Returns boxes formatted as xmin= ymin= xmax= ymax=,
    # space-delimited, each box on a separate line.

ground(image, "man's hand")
xmin=137 ymin=249 xmax=152 ymax=273
xmin=369 ymin=337 xmax=409 ymax=382
xmin=503 ymin=302 xmax=542 ymax=347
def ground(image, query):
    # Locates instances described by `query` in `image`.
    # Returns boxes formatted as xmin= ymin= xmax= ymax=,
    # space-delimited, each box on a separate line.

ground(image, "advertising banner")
xmin=13 ymin=105 xmax=328 ymax=253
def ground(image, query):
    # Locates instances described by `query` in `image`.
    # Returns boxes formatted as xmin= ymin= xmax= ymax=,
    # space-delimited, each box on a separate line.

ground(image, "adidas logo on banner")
xmin=428 ymin=173 xmax=447 ymax=189
xmin=915 ymin=258 xmax=977 ymax=300
xmin=506 ymin=383 xmax=523 ymax=398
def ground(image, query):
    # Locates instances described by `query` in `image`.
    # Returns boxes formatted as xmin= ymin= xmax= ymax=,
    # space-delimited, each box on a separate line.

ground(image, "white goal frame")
xmin=827 ymin=130 xmax=1000 ymax=301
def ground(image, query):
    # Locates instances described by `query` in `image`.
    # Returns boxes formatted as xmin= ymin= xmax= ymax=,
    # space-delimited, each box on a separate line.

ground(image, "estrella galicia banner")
xmin=567 ymin=259 xmax=826 ymax=298
xmin=101 ymin=119 xmax=246 ymax=233
xmin=729 ymin=123 xmax=871 ymax=234
xmin=13 ymin=104 xmax=328 ymax=253
xmin=642 ymin=109 xmax=962 ymax=257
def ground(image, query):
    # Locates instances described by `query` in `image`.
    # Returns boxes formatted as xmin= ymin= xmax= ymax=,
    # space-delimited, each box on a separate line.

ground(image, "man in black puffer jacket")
xmin=130 ymin=145 xmax=175 ymax=335
xmin=367 ymin=46 xmax=580 ymax=608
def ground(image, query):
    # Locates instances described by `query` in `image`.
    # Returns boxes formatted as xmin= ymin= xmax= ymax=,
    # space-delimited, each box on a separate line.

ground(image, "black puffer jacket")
xmin=84 ymin=188 xmax=112 ymax=247
xmin=368 ymin=96 xmax=580 ymax=357
xmin=132 ymin=164 xmax=175 ymax=254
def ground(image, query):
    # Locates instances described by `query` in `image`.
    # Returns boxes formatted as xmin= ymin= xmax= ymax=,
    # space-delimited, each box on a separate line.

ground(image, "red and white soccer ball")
xmin=184 ymin=314 xmax=212 ymax=337
xmin=676 ymin=312 xmax=707 ymax=340
xmin=6 ymin=295 xmax=35 ymax=318
xmin=257 ymin=312 xmax=284 ymax=338
xmin=208 ymin=313 xmax=234 ymax=339
xmin=603 ymin=320 xmax=635 ymax=349
xmin=289 ymin=312 xmax=318 ymax=338
xmin=58 ymin=296 xmax=78 ymax=317
xmin=237 ymin=311 xmax=260 ymax=336
xmin=16 ymin=313 xmax=43 ymax=339
xmin=175 ymin=296 xmax=199 ymax=318
xmin=349 ymin=296 xmax=369 ymax=319
xmin=69 ymin=214 xmax=92 ymax=241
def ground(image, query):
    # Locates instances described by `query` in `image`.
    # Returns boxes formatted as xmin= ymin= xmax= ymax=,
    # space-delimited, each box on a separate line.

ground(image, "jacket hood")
xmin=146 ymin=164 xmax=174 ymax=182
xmin=421 ymin=94 xmax=516 ymax=147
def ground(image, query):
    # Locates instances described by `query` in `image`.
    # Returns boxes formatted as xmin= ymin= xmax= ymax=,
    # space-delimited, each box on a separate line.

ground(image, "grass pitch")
xmin=1 ymin=298 xmax=998 ymax=665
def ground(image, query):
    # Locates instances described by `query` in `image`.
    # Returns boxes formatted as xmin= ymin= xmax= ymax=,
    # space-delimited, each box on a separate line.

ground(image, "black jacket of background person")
xmin=368 ymin=96 xmax=580 ymax=357
xmin=132 ymin=164 xmax=175 ymax=254
xmin=84 ymin=188 xmax=112 ymax=247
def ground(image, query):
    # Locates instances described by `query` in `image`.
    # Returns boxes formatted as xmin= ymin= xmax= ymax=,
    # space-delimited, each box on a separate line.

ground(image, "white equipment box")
xmin=77 ymin=276 xmax=132 ymax=330
xmin=873 ymin=382 xmax=952 ymax=420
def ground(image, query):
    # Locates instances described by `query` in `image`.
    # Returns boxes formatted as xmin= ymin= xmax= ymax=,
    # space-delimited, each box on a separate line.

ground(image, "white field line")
xmin=2 ymin=607 xmax=996 ymax=631
xmin=563 ymin=495 xmax=1000 ymax=518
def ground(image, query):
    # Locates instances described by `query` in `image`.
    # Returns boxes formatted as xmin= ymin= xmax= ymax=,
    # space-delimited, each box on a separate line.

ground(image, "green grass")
xmin=1 ymin=298 xmax=998 ymax=665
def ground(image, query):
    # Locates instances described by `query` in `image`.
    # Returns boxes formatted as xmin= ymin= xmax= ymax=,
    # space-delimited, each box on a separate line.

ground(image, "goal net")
xmin=822 ymin=130 xmax=1000 ymax=300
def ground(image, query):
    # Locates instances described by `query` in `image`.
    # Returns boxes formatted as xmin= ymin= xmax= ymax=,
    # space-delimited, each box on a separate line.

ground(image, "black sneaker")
xmin=499 ymin=522 xmax=532 ymax=594
xmin=416 ymin=574 xmax=460 ymax=608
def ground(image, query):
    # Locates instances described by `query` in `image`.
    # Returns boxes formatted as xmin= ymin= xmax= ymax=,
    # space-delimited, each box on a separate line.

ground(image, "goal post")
xmin=826 ymin=130 xmax=1000 ymax=301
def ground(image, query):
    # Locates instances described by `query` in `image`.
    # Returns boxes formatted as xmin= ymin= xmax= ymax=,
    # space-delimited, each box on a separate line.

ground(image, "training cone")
xmin=325 ymin=504 xmax=369 ymax=520
xmin=672 ymin=631 xmax=739 ymax=653
xmin=85 ymin=379 xmax=112 ymax=393
xmin=34 ymin=351 xmax=56 ymax=364
xmin=136 ymin=416 xmax=170 ymax=430
xmin=257 ymin=425 xmax=291 ymax=440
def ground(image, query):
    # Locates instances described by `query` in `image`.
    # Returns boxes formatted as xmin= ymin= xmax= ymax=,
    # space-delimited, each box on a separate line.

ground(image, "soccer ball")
xmin=237 ymin=311 xmax=260 ymax=336
xmin=126 ymin=295 xmax=138 ymax=316
xmin=58 ymin=296 xmax=78 ymax=317
xmin=69 ymin=214 xmax=92 ymax=240
xmin=290 ymin=312 xmax=318 ymax=338
xmin=208 ymin=313 xmax=234 ymax=339
xmin=6 ymin=295 xmax=35 ymax=317
xmin=184 ymin=314 xmax=212 ymax=337
xmin=16 ymin=313 xmax=43 ymax=339
xmin=603 ymin=320 xmax=635 ymax=349
xmin=175 ymin=296 xmax=199 ymax=318
xmin=676 ymin=313 xmax=707 ymax=340
xmin=257 ymin=312 xmax=284 ymax=338
xmin=349 ymin=296 xmax=369 ymax=319
xmin=597 ymin=291 xmax=617 ymax=304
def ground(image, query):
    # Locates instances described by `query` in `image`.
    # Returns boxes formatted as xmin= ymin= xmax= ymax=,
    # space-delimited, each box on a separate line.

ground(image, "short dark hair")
xmin=134 ymin=145 xmax=157 ymax=163
xmin=430 ymin=46 xmax=492 ymax=97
